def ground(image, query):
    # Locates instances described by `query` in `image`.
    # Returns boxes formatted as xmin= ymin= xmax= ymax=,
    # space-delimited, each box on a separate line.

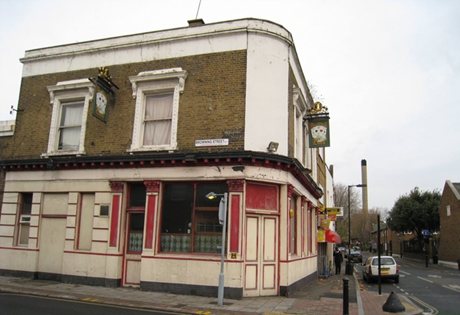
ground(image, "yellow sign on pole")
xmin=321 ymin=219 xmax=331 ymax=228
xmin=317 ymin=229 xmax=325 ymax=242
xmin=326 ymin=207 xmax=342 ymax=215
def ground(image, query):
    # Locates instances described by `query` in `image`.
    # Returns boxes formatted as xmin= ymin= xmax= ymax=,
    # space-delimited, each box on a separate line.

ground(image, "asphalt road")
xmin=356 ymin=254 xmax=460 ymax=315
xmin=0 ymin=292 xmax=183 ymax=315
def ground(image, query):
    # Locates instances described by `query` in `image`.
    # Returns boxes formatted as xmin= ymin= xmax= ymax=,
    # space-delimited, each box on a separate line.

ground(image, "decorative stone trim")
xmin=129 ymin=68 xmax=188 ymax=99
xmin=109 ymin=181 xmax=124 ymax=193
xmin=301 ymin=196 xmax=307 ymax=205
xmin=227 ymin=179 xmax=244 ymax=192
xmin=144 ymin=180 xmax=160 ymax=192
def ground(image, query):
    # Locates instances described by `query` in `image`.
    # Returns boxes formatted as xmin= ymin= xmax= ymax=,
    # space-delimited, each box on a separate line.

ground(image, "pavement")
xmin=1 ymin=254 xmax=452 ymax=315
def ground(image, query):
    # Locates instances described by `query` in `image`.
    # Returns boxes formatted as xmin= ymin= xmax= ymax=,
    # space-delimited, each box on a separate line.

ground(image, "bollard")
xmin=382 ymin=291 xmax=405 ymax=313
xmin=343 ymin=277 xmax=349 ymax=315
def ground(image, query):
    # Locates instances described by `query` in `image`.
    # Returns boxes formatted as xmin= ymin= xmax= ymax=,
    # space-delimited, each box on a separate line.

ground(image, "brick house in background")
xmin=370 ymin=222 xmax=413 ymax=258
xmin=0 ymin=18 xmax=334 ymax=298
xmin=438 ymin=180 xmax=460 ymax=268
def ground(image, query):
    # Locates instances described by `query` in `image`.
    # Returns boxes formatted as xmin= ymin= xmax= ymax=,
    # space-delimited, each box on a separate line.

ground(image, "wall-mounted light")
xmin=267 ymin=141 xmax=279 ymax=153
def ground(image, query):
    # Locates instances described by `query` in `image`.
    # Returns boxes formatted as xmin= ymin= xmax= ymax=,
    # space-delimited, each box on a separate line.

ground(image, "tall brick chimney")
xmin=361 ymin=159 xmax=368 ymax=215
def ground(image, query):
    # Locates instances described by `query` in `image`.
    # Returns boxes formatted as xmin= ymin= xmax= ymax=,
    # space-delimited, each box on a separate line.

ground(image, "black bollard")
xmin=382 ymin=291 xmax=405 ymax=313
xmin=343 ymin=277 xmax=349 ymax=315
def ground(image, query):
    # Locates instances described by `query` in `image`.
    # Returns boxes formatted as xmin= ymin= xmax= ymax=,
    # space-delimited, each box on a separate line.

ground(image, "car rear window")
xmin=372 ymin=258 xmax=395 ymax=266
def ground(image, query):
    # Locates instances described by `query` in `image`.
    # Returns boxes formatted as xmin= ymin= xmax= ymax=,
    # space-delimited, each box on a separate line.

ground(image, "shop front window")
xmin=160 ymin=182 xmax=227 ymax=254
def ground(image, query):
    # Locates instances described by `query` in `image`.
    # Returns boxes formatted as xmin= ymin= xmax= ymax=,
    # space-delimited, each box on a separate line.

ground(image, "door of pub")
xmin=244 ymin=214 xmax=279 ymax=296
xmin=122 ymin=183 xmax=146 ymax=287
xmin=122 ymin=211 xmax=144 ymax=286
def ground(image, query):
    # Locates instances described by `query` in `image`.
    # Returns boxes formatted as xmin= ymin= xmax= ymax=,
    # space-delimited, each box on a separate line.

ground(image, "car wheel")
xmin=362 ymin=272 xmax=366 ymax=281
xmin=366 ymin=275 xmax=372 ymax=283
xmin=395 ymin=276 xmax=399 ymax=284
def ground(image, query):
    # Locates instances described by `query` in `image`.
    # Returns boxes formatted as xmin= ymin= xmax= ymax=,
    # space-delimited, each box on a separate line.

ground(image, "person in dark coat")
xmin=333 ymin=247 xmax=344 ymax=275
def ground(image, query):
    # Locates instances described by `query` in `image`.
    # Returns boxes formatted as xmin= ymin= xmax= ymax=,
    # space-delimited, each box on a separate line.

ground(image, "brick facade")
xmin=2 ymin=51 xmax=247 ymax=159
xmin=438 ymin=181 xmax=460 ymax=263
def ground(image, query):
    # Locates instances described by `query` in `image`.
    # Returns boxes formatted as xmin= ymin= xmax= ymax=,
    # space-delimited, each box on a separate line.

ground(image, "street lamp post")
xmin=206 ymin=191 xmax=228 ymax=306
xmin=347 ymin=184 xmax=366 ymax=275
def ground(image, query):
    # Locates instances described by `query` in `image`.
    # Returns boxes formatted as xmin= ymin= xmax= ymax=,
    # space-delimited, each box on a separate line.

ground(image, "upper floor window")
xmin=45 ymin=79 xmax=93 ymax=156
xmin=143 ymin=93 xmax=173 ymax=146
xmin=59 ymin=101 xmax=84 ymax=151
xmin=293 ymin=87 xmax=307 ymax=166
xmin=129 ymin=68 xmax=187 ymax=152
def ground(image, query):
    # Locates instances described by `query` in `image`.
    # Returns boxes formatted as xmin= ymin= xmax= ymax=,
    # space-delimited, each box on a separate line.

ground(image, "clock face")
xmin=96 ymin=91 xmax=107 ymax=115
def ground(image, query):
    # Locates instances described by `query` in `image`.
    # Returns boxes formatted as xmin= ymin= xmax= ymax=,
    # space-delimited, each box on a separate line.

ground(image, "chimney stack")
xmin=188 ymin=19 xmax=205 ymax=27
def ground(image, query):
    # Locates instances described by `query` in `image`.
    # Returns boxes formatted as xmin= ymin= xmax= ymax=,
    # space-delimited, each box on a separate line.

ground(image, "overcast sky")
xmin=1 ymin=0 xmax=459 ymax=211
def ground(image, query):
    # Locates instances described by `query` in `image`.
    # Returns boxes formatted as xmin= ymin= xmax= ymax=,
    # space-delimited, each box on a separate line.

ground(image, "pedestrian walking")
xmin=333 ymin=247 xmax=343 ymax=275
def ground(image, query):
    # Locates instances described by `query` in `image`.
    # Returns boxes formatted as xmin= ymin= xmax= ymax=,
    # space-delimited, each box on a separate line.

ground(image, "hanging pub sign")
xmin=93 ymin=83 xmax=110 ymax=122
xmin=89 ymin=67 xmax=119 ymax=123
xmin=306 ymin=102 xmax=331 ymax=148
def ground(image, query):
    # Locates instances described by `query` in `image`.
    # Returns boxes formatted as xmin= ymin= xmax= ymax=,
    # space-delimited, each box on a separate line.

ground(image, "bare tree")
xmin=333 ymin=183 xmax=362 ymax=244
xmin=333 ymin=182 xmax=389 ymax=249
xmin=353 ymin=208 xmax=387 ymax=250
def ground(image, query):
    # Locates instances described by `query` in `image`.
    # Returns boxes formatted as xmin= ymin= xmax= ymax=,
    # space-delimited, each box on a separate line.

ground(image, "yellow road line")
xmin=82 ymin=297 xmax=99 ymax=302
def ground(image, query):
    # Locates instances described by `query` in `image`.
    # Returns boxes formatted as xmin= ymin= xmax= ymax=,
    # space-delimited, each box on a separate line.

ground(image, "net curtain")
xmin=143 ymin=94 xmax=173 ymax=146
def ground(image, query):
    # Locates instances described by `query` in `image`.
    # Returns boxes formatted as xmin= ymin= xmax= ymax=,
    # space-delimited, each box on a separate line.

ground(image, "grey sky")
xmin=1 ymin=0 xmax=459 ymax=211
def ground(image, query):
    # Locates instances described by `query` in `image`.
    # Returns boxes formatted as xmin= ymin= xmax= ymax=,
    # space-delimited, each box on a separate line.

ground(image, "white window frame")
xmin=45 ymin=79 xmax=94 ymax=156
xmin=293 ymin=87 xmax=307 ymax=166
xmin=17 ymin=193 xmax=33 ymax=246
xmin=129 ymin=68 xmax=187 ymax=152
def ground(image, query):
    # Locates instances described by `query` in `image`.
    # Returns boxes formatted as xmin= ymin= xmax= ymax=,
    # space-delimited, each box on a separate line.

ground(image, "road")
xmin=355 ymin=253 xmax=460 ymax=314
xmin=0 ymin=292 xmax=183 ymax=315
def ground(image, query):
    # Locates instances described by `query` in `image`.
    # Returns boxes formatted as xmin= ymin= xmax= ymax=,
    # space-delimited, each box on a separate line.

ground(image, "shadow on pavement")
xmin=289 ymin=273 xmax=357 ymax=303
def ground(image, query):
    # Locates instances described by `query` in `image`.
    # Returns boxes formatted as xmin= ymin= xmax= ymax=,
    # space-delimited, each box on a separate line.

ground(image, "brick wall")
xmin=438 ymin=182 xmax=460 ymax=262
xmin=2 ymin=50 xmax=247 ymax=160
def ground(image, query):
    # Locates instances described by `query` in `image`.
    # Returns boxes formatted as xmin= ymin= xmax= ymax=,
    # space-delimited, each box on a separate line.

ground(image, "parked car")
xmin=362 ymin=256 xmax=399 ymax=284
xmin=348 ymin=250 xmax=363 ymax=263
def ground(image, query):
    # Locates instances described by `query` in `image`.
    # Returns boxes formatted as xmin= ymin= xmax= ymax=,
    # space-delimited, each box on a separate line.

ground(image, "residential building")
xmin=0 ymin=18 xmax=333 ymax=298
xmin=438 ymin=180 xmax=460 ymax=268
